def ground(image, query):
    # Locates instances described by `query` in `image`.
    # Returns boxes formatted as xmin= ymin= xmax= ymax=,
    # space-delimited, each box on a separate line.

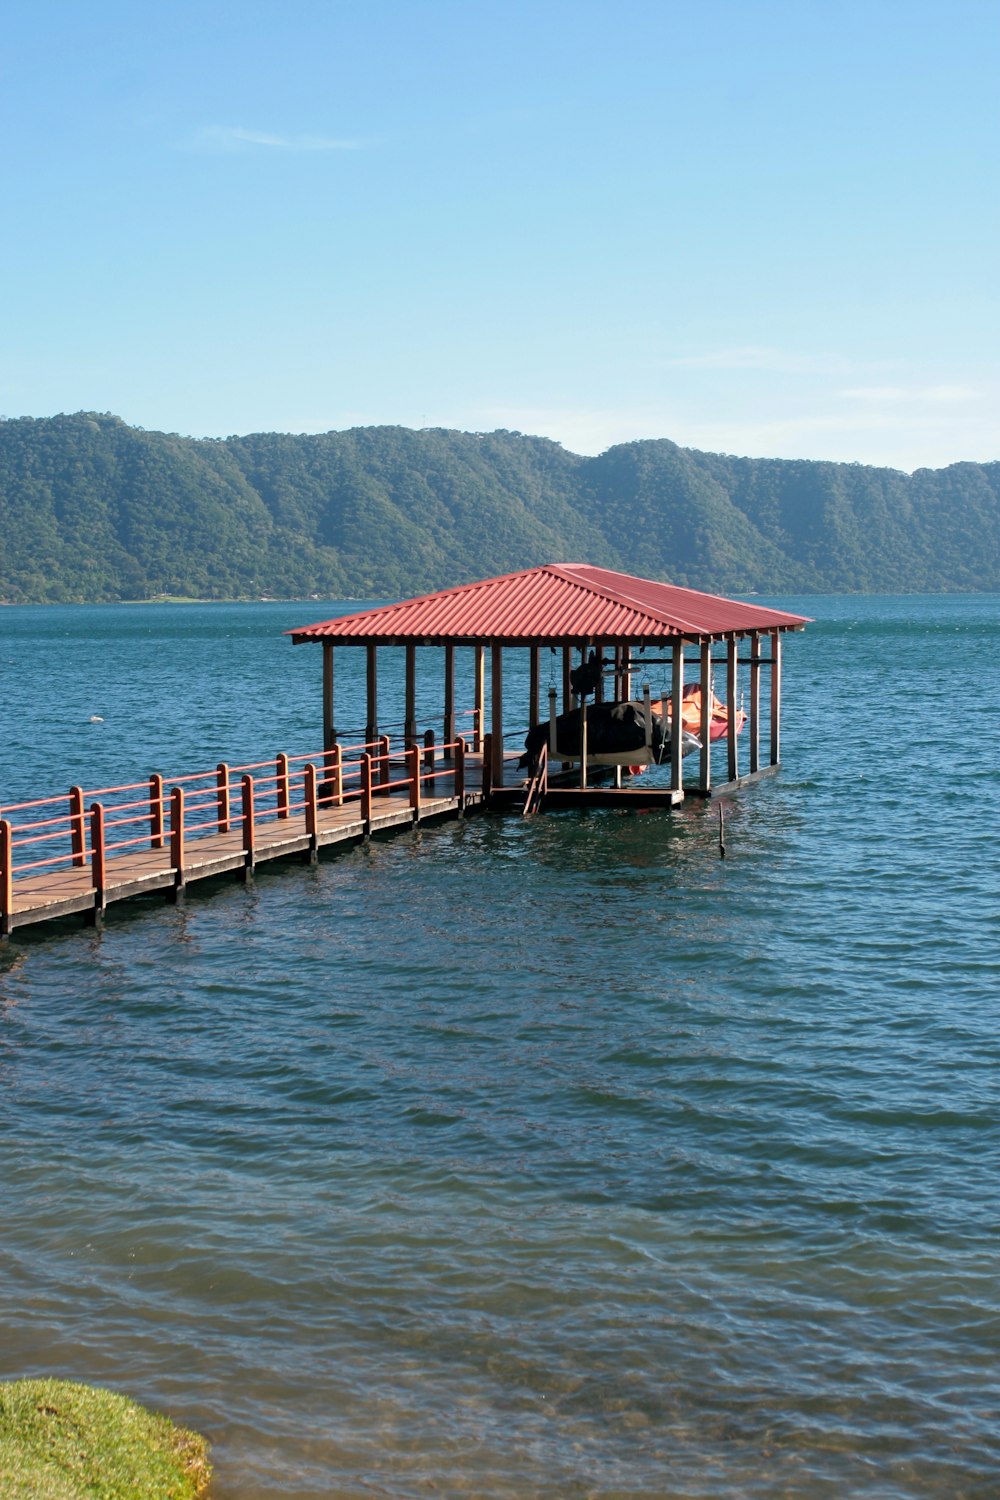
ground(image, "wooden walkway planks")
xmin=4 ymin=784 xmax=482 ymax=936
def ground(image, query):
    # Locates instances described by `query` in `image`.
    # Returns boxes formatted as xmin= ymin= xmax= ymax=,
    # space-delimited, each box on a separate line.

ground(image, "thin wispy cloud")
xmin=839 ymin=385 xmax=979 ymax=405
xmin=192 ymin=126 xmax=366 ymax=152
xmin=663 ymin=347 xmax=854 ymax=376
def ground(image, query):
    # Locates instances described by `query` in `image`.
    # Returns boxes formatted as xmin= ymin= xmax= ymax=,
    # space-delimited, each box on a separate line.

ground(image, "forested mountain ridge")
xmin=0 ymin=412 xmax=996 ymax=602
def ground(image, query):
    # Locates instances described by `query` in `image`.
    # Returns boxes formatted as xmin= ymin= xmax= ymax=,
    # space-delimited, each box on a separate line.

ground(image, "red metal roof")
xmin=289 ymin=564 xmax=811 ymax=646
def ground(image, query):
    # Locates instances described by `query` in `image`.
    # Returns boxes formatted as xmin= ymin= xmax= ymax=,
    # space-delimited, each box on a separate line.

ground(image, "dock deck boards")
xmin=5 ymin=783 xmax=482 ymax=935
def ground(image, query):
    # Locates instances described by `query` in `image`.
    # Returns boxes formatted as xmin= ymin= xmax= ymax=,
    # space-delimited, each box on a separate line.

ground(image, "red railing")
xmin=1 ymin=732 xmax=475 ymax=931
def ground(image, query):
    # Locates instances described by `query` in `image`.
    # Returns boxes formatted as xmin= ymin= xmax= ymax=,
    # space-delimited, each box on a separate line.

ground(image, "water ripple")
xmin=2 ymin=597 xmax=999 ymax=1496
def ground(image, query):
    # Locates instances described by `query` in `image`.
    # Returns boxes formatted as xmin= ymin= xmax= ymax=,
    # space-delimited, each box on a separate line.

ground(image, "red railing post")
xmin=482 ymin=733 xmax=493 ymax=801
xmin=149 ymin=773 xmax=164 ymax=849
xmin=90 ymin=802 xmax=106 ymax=919
xmin=216 ymin=763 xmax=230 ymax=833
xmin=70 ymin=785 xmax=86 ymax=867
xmin=455 ymin=737 xmax=466 ymax=810
xmin=322 ymin=742 xmax=342 ymax=808
xmin=169 ymin=786 xmax=185 ymax=896
xmin=241 ymin=774 xmax=255 ymax=872
xmin=378 ymin=734 xmax=391 ymax=795
xmin=333 ymin=743 xmax=343 ymax=807
xmin=276 ymin=752 xmax=290 ymax=819
xmin=0 ymin=819 xmax=13 ymax=936
xmin=408 ymin=743 xmax=421 ymax=816
xmin=304 ymin=762 xmax=318 ymax=859
xmin=360 ymin=752 xmax=373 ymax=831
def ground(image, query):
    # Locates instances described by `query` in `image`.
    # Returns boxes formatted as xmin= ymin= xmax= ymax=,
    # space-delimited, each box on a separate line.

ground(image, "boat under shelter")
xmin=289 ymin=564 xmax=810 ymax=812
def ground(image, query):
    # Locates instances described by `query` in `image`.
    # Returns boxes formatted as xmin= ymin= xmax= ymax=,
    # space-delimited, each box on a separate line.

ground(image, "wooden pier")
xmin=3 ymin=564 xmax=810 ymax=940
xmin=1 ymin=739 xmax=483 ymax=938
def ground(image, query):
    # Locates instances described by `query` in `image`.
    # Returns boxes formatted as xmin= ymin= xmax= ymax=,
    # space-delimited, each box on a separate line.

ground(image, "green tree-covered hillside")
xmin=0 ymin=413 xmax=996 ymax=601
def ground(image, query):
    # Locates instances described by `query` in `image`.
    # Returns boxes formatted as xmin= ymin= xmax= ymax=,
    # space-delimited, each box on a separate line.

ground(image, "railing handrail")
xmin=0 ymin=791 xmax=75 ymax=814
xmin=1 ymin=729 xmax=475 ymax=894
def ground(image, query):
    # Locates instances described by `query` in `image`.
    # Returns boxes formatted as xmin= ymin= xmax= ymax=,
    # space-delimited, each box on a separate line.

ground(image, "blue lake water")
xmin=1 ymin=596 xmax=999 ymax=1498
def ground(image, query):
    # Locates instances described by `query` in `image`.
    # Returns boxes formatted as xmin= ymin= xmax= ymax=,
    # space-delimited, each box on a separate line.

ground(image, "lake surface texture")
xmin=1 ymin=596 xmax=998 ymax=1499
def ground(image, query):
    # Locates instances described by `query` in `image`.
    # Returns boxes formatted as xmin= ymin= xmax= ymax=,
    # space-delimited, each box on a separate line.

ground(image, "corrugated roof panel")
xmin=288 ymin=565 xmax=810 ymax=644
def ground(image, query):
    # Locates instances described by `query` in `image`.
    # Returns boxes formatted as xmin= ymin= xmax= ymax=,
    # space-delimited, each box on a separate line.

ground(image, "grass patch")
xmin=0 ymin=1380 xmax=211 ymax=1499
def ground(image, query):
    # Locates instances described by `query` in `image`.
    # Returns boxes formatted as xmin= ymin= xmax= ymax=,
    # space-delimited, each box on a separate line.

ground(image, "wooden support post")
xmin=377 ymin=733 xmax=391 ymax=795
xmin=595 ymin=642 xmax=605 ymax=704
xmin=405 ymin=644 xmax=417 ymax=748
xmin=408 ymin=743 xmax=421 ymax=817
xmin=622 ymin=647 xmax=633 ymax=703
xmin=149 ymin=774 xmax=164 ymax=849
xmin=579 ymin=697 xmax=588 ymax=788
xmin=474 ymin=646 xmax=485 ymax=751
xmin=482 ymin=733 xmax=493 ymax=801
xmin=70 ymin=785 xmax=86 ymax=867
xmin=491 ymin=645 xmax=504 ymax=788
xmin=241 ymin=774 xmax=255 ymax=877
xmin=529 ymin=647 xmax=540 ymax=728
xmin=548 ymin=685 xmax=558 ymax=755
xmin=561 ymin=647 xmax=573 ymax=768
xmin=366 ymin=644 xmax=378 ymax=746
xmin=726 ymin=637 xmax=739 ymax=784
xmin=89 ymin=803 xmax=106 ymax=924
xmin=749 ymin=631 xmax=761 ymax=775
xmin=216 ymin=764 xmax=230 ymax=834
xmin=323 ymin=642 xmax=336 ymax=751
xmin=578 ymin=644 xmax=590 ymax=788
xmin=304 ymin=762 xmax=319 ymax=862
xmin=443 ymin=643 xmax=455 ymax=760
xmin=642 ymin=681 xmax=653 ymax=758
xmin=328 ymin=743 xmax=343 ymax=807
xmin=770 ymin=630 xmax=782 ymax=766
xmin=611 ymin=648 xmax=623 ymax=786
xmin=423 ymin=728 xmax=435 ymax=782
xmin=276 ymin=752 xmax=290 ymax=819
xmin=0 ymin=819 xmax=12 ymax=938
xmin=455 ymin=737 xmax=466 ymax=811
xmin=360 ymin=752 xmax=373 ymax=833
xmin=699 ymin=641 xmax=712 ymax=793
xmin=671 ymin=639 xmax=684 ymax=796
xmin=169 ymin=786 xmax=185 ymax=901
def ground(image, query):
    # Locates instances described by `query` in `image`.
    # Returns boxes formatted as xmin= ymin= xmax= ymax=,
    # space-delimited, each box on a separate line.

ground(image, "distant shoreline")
xmin=2 ymin=588 xmax=995 ymax=609
xmin=0 ymin=595 xmax=371 ymax=607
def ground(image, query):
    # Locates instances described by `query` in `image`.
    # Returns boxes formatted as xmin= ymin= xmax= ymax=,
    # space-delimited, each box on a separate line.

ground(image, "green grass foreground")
xmin=0 ymin=1379 xmax=211 ymax=1499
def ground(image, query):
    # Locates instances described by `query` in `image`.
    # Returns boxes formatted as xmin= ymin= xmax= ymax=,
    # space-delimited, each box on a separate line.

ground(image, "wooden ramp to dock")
xmin=1 ymin=740 xmax=483 ymax=938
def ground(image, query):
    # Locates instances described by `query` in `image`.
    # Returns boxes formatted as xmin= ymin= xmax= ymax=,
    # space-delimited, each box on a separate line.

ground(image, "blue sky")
xmin=2 ymin=0 xmax=997 ymax=469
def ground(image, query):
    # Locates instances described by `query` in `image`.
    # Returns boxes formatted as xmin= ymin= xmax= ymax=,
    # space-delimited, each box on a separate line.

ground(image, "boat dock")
xmin=2 ymin=564 xmax=810 ymax=940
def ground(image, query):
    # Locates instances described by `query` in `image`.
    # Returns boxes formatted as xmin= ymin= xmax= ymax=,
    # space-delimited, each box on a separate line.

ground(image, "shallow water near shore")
xmin=1 ymin=596 xmax=999 ymax=1498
